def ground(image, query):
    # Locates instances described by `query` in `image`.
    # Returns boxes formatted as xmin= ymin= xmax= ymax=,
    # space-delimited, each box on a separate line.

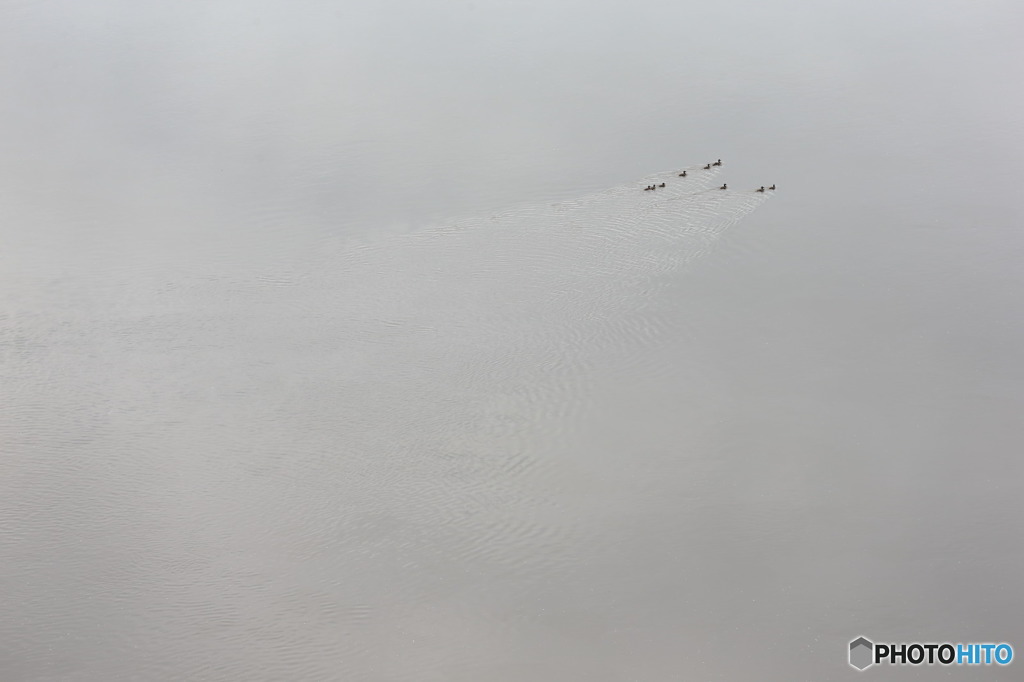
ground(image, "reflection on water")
xmin=2 ymin=0 xmax=1023 ymax=680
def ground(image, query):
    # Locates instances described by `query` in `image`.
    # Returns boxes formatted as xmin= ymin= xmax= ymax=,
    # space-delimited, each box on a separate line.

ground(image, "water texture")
xmin=2 ymin=0 xmax=1023 ymax=680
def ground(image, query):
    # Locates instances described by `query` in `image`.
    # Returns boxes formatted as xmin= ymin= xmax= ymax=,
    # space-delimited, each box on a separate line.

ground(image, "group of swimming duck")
xmin=643 ymin=159 xmax=776 ymax=193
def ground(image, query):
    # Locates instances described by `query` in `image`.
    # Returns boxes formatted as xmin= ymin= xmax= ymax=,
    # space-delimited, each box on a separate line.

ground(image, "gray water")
xmin=2 ymin=1 xmax=1023 ymax=680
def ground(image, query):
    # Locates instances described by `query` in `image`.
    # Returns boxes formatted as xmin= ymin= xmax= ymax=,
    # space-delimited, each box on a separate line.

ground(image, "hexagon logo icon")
xmin=849 ymin=636 xmax=874 ymax=670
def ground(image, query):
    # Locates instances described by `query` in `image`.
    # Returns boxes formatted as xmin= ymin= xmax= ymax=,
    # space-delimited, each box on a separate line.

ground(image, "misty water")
xmin=2 ymin=1 xmax=1023 ymax=680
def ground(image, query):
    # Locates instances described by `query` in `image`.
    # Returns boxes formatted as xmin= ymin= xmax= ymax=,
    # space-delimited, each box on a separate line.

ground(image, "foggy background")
xmin=2 ymin=0 xmax=1023 ymax=679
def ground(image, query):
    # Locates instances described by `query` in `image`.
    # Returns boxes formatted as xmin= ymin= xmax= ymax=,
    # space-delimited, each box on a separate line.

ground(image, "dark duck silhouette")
xmin=679 ymin=170 xmax=687 ymax=177
xmin=704 ymin=164 xmax=712 ymax=170
xmin=756 ymin=186 xmax=765 ymax=193
xmin=713 ymin=159 xmax=722 ymax=166
xmin=659 ymin=182 xmax=665 ymax=188
xmin=719 ymin=183 xmax=727 ymax=190
xmin=769 ymin=184 xmax=776 ymax=190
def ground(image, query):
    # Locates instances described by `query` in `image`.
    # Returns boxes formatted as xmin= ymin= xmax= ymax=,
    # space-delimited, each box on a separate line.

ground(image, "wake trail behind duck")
xmin=286 ymin=167 xmax=770 ymax=445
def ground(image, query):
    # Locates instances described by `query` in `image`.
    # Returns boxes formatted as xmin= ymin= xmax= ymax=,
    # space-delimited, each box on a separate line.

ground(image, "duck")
xmin=719 ymin=183 xmax=727 ymax=190
xmin=713 ymin=159 xmax=722 ymax=166
xmin=659 ymin=182 xmax=666 ymax=188
xmin=704 ymin=164 xmax=712 ymax=170
xmin=679 ymin=171 xmax=687 ymax=177
xmin=756 ymin=186 xmax=765 ymax=193
xmin=769 ymin=184 xmax=776 ymax=190
xmin=644 ymin=185 xmax=652 ymax=191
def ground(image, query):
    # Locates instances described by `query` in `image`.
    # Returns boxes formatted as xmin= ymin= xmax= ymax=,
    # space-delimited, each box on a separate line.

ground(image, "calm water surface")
xmin=2 ymin=1 xmax=1023 ymax=680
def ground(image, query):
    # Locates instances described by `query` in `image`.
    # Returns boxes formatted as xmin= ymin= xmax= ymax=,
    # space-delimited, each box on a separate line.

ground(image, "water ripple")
xmin=1 ymin=168 xmax=769 ymax=680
